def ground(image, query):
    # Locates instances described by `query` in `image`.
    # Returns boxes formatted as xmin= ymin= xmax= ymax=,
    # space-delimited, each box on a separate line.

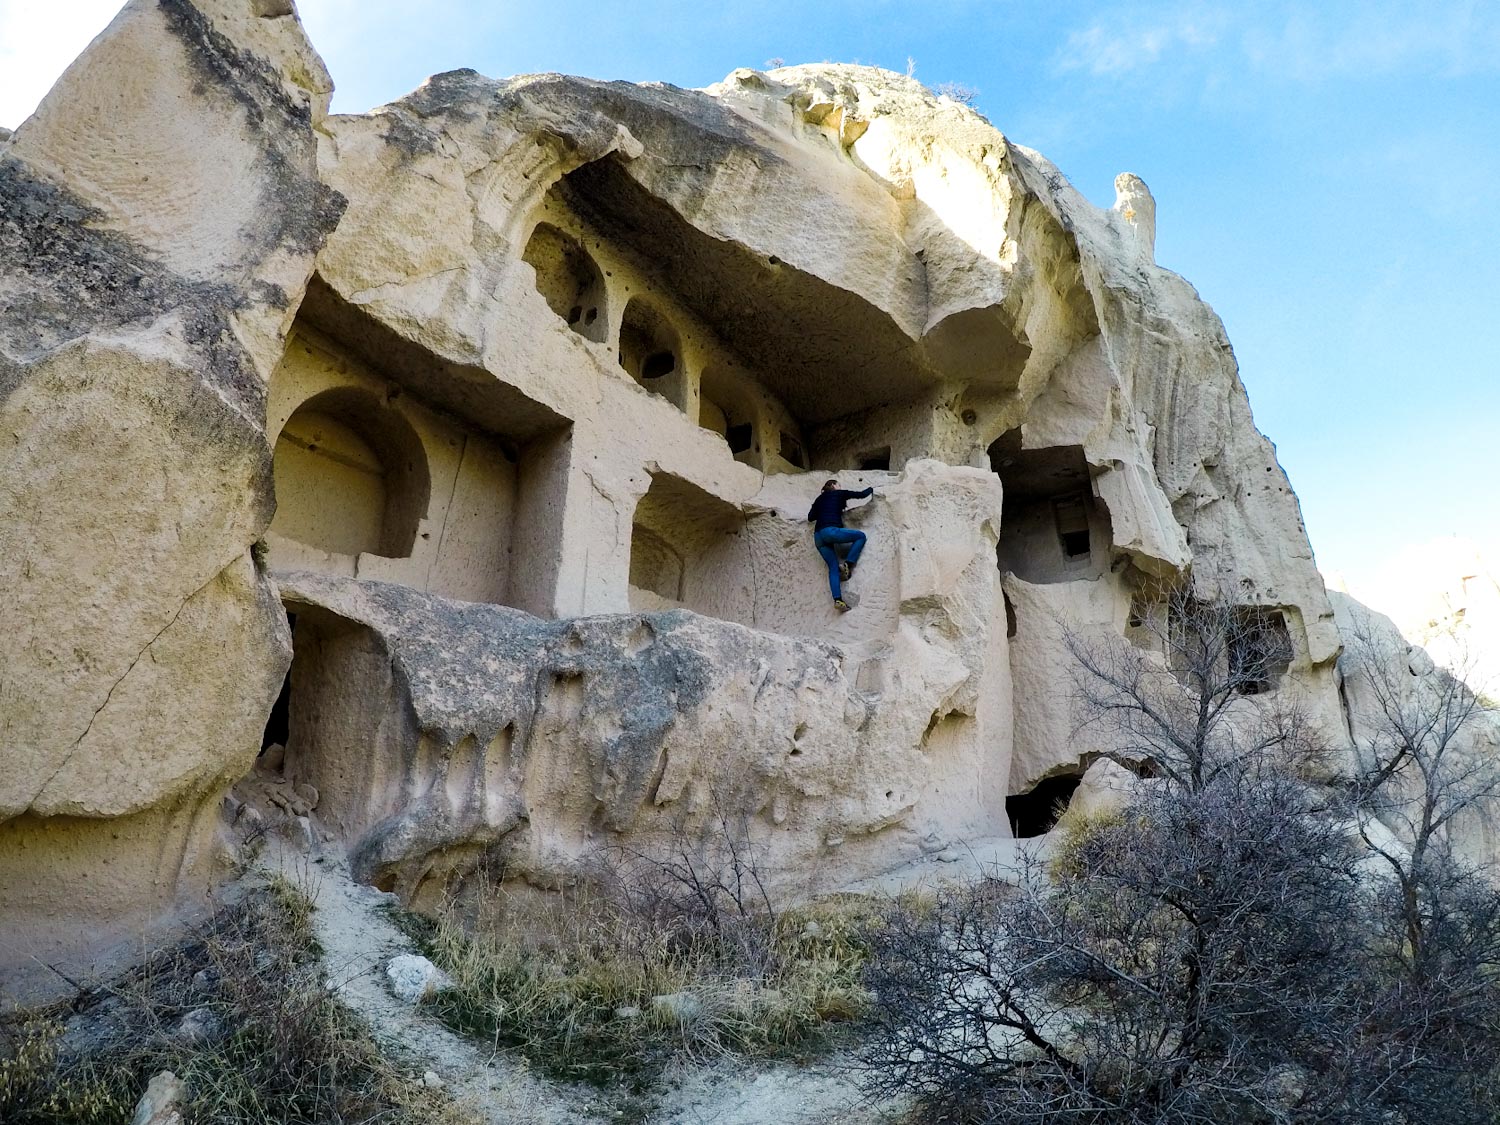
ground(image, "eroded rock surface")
xmin=1332 ymin=592 xmax=1500 ymax=862
xmin=2 ymin=5 xmax=1365 ymax=992
xmin=274 ymin=464 xmax=1006 ymax=900
xmin=0 ymin=0 xmax=341 ymax=993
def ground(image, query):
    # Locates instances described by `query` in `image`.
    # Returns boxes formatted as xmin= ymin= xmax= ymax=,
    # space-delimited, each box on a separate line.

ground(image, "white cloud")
xmin=1056 ymin=7 xmax=1227 ymax=76
xmin=1054 ymin=1 xmax=1500 ymax=85
xmin=0 ymin=0 xmax=122 ymax=129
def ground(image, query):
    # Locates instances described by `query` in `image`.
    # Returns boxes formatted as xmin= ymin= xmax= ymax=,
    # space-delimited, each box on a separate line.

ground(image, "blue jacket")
xmin=806 ymin=488 xmax=873 ymax=531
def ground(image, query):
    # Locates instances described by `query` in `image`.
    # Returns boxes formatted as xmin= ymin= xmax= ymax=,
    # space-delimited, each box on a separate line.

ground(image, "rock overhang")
xmin=0 ymin=8 xmax=1363 ymax=994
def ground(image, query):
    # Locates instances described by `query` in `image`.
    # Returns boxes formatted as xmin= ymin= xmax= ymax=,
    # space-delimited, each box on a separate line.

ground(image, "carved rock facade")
xmin=2 ymin=3 xmax=1350 ymax=991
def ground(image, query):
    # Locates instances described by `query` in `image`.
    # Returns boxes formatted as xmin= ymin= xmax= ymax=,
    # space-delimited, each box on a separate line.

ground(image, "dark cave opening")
xmin=1006 ymin=771 xmax=1083 ymax=838
xmin=260 ymin=612 xmax=296 ymax=753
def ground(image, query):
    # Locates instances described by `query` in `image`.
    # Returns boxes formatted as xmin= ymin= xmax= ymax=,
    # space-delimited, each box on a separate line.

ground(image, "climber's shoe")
xmin=834 ymin=598 xmax=851 ymax=613
xmin=838 ymin=561 xmax=851 ymax=581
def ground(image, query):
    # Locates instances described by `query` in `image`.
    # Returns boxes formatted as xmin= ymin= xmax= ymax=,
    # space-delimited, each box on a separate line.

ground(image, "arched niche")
xmin=619 ymin=297 xmax=685 ymax=403
xmin=627 ymin=472 xmax=748 ymax=619
xmin=699 ymin=365 xmax=758 ymax=463
xmin=271 ymin=387 xmax=431 ymax=559
xmin=522 ymin=222 xmax=608 ymax=342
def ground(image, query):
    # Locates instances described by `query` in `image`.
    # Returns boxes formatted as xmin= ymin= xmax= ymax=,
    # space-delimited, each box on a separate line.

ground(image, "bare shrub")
xmin=934 ymin=81 xmax=979 ymax=106
xmin=1068 ymin=583 xmax=1311 ymax=792
xmin=605 ymin=813 xmax=781 ymax=977
xmin=862 ymin=771 xmax=1363 ymax=1122
xmin=1337 ymin=621 xmax=1500 ymax=1121
xmin=860 ymin=582 xmax=1500 ymax=1122
xmin=411 ymin=819 xmax=873 ymax=1087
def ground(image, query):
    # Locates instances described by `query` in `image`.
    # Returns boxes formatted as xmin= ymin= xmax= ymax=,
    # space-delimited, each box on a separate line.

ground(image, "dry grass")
xmin=1047 ymin=803 xmax=1129 ymax=880
xmin=400 ymin=870 xmax=879 ymax=1090
xmin=0 ymin=876 xmax=461 ymax=1125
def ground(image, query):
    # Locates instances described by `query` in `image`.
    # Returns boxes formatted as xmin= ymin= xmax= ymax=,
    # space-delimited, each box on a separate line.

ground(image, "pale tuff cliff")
xmin=3 ymin=0 xmax=1352 ymax=995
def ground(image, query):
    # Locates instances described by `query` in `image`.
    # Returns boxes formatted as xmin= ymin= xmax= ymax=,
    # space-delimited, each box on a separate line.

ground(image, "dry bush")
xmin=861 ymin=772 xmax=1366 ymax=1123
xmin=406 ymin=823 xmax=875 ymax=1088
xmin=934 ymin=81 xmax=979 ymax=106
xmin=864 ymin=585 xmax=1500 ymax=1122
xmin=0 ymin=1019 xmax=131 ymax=1124
xmin=1337 ymin=622 xmax=1500 ymax=1121
xmin=858 ymin=583 xmax=1500 ymax=1123
xmin=0 ymin=876 xmax=460 ymax=1125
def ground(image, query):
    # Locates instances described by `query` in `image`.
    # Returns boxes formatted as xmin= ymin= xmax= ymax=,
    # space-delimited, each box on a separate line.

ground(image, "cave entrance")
xmin=246 ymin=604 xmax=409 ymax=856
xmin=261 ymin=613 xmax=297 ymax=755
xmin=989 ymin=429 xmax=1111 ymax=584
xmin=1006 ymin=771 xmax=1084 ymax=838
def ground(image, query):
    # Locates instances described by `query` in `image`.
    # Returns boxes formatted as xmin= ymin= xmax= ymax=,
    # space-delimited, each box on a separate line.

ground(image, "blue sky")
xmin=4 ymin=1 xmax=1496 ymax=590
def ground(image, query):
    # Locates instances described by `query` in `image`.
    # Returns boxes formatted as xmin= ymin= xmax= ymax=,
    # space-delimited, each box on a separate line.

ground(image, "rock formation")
xmin=1334 ymin=537 xmax=1500 ymax=695
xmin=1330 ymin=591 xmax=1500 ymax=862
xmin=2 ymin=1 xmax=1356 ymax=994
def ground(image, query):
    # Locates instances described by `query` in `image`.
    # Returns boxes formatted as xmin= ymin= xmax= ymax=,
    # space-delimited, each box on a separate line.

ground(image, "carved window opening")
xmin=989 ymin=429 xmax=1112 ymax=584
xmin=619 ymin=298 xmax=685 ymax=406
xmin=1154 ymin=595 xmax=1294 ymax=695
xmin=858 ymin=447 xmax=892 ymax=472
xmin=271 ymin=387 xmax=430 ymax=559
xmin=522 ymin=222 xmax=607 ymax=343
xmin=1054 ymin=496 xmax=1091 ymax=558
xmin=779 ymin=430 xmax=807 ymax=469
xmin=700 ymin=365 xmax=762 ymax=465
xmin=1228 ymin=607 xmax=1293 ymax=695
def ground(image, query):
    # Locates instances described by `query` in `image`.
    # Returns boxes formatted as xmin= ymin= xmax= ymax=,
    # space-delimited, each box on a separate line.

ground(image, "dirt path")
xmin=271 ymin=848 xmax=604 ymax=1124
xmin=268 ymin=846 xmax=908 ymax=1123
xmin=645 ymin=1055 xmax=905 ymax=1124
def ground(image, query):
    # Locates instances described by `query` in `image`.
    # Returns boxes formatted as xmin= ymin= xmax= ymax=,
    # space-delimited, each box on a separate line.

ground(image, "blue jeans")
xmin=815 ymin=527 xmax=866 ymax=599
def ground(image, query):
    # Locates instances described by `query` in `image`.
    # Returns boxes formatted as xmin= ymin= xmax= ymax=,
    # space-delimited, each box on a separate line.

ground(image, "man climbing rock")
xmin=807 ymin=478 xmax=874 ymax=611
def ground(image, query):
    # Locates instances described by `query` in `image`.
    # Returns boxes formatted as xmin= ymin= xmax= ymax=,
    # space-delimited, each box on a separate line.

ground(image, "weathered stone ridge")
xmin=1 ymin=1 xmax=1360 ymax=994
xmin=276 ymin=565 xmax=1005 ymax=901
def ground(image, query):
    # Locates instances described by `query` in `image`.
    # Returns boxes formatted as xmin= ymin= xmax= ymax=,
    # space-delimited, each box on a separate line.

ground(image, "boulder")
xmin=0 ymin=0 xmax=342 ymax=998
xmin=172 ymin=1007 xmax=222 ymax=1046
xmin=385 ymin=954 xmax=453 ymax=1003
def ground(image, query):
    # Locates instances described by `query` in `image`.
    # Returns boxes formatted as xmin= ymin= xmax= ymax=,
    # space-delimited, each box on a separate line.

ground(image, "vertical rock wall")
xmin=0 ymin=0 xmax=342 ymax=994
